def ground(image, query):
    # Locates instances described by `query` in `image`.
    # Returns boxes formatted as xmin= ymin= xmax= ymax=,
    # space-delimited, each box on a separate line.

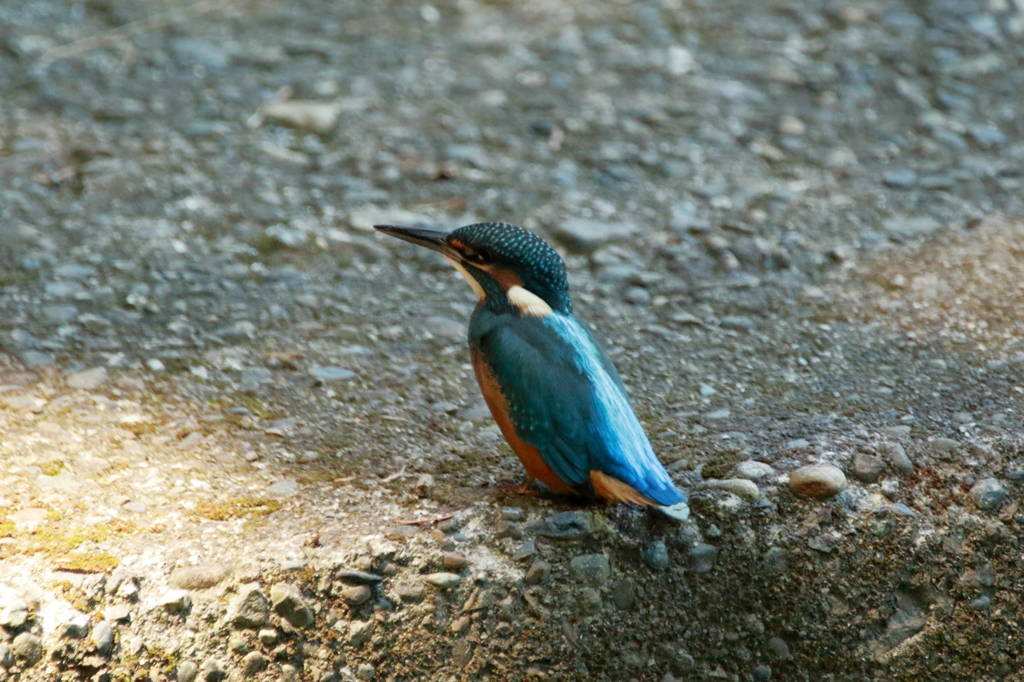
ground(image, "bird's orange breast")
xmin=471 ymin=349 xmax=577 ymax=495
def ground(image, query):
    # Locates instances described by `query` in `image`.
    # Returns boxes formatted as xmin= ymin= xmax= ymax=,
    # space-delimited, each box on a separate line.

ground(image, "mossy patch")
xmin=194 ymin=496 xmax=283 ymax=521
xmin=53 ymin=552 xmax=120 ymax=573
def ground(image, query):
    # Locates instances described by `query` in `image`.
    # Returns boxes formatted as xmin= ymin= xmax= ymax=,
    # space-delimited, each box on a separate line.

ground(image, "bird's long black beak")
xmin=374 ymin=224 xmax=454 ymax=256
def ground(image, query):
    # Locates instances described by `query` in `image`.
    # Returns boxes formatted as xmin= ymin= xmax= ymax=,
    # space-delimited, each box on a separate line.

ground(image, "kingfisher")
xmin=375 ymin=221 xmax=689 ymax=521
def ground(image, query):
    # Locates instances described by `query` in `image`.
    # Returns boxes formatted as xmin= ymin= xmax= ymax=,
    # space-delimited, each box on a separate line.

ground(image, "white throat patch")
xmin=506 ymin=285 xmax=553 ymax=318
xmin=444 ymin=256 xmax=486 ymax=300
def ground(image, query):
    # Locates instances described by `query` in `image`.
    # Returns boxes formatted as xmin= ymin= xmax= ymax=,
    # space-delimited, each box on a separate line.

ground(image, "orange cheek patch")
xmin=488 ymin=267 xmax=522 ymax=291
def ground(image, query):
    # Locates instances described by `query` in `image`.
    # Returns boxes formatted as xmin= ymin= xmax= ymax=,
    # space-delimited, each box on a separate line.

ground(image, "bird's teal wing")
xmin=470 ymin=310 xmax=686 ymax=506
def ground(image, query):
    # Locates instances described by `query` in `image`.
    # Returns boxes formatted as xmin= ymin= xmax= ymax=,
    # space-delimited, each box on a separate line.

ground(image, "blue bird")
xmin=375 ymin=222 xmax=689 ymax=520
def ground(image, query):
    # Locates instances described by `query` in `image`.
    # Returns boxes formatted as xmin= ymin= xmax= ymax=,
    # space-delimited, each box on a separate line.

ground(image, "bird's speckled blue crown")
xmin=451 ymin=222 xmax=572 ymax=314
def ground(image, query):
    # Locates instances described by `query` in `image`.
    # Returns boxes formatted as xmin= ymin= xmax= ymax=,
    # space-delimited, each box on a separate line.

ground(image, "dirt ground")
xmin=1 ymin=0 xmax=1023 ymax=680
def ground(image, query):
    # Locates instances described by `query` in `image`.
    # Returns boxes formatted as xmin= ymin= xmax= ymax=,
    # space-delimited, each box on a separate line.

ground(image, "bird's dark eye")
xmin=473 ymin=248 xmax=493 ymax=264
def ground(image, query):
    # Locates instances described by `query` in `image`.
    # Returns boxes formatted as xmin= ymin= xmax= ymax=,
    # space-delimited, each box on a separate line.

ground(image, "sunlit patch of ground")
xmin=842 ymin=218 xmax=1024 ymax=359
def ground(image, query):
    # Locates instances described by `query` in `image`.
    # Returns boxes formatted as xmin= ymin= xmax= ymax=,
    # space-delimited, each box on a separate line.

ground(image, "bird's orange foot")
xmin=495 ymin=480 xmax=538 ymax=496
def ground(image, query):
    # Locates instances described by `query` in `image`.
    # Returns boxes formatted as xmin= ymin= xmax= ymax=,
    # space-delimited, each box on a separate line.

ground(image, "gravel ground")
xmin=1 ymin=0 xmax=1024 ymax=680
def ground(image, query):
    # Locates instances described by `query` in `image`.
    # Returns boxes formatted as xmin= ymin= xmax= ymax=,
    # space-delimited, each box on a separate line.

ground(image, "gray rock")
xmin=349 ymin=620 xmax=374 ymax=647
xmin=266 ymin=480 xmax=299 ymax=496
xmin=0 ymin=643 xmax=13 ymax=668
xmin=177 ymin=661 xmax=200 ymax=682
xmin=394 ymin=582 xmax=425 ymax=603
xmin=883 ymin=170 xmax=917 ymax=188
xmin=642 ymin=541 xmax=670 ymax=571
xmin=170 ymin=564 xmax=232 ymax=590
xmin=199 ymin=657 xmax=227 ymax=681
xmin=91 ymin=620 xmax=114 ymax=654
xmin=970 ymin=478 xmax=1007 ymax=512
xmin=528 ymin=511 xmax=592 ymax=539
xmin=579 ymin=587 xmax=602 ymax=614
xmin=883 ymin=216 xmax=941 ymax=240
xmin=158 ymin=589 xmax=192 ymax=614
xmin=20 ymin=350 xmax=55 ymax=368
xmin=852 ymin=453 xmax=885 ymax=483
xmin=880 ymin=425 xmax=912 ymax=439
xmin=309 ymin=366 xmax=355 ymax=383
xmin=735 ymin=460 xmax=775 ymax=481
xmin=880 ymin=442 xmax=914 ymax=476
xmin=968 ymin=124 xmax=1006 ymax=148
xmin=356 ymin=663 xmax=376 ymax=681
xmin=552 ymin=218 xmax=639 ymax=252
xmin=699 ymin=478 xmax=760 ymax=502
xmin=688 ymin=544 xmax=718 ymax=573
xmin=570 ymin=554 xmax=610 ymax=586
xmin=0 ymin=596 xmax=29 ymax=628
xmin=339 ymin=585 xmax=372 ymax=606
xmin=240 ymin=651 xmax=267 ymax=677
xmin=789 ymin=465 xmax=847 ymax=499
xmin=259 ymin=101 xmax=342 ymax=134
xmin=452 ymin=638 xmax=473 ymax=667
xmin=720 ymin=315 xmax=757 ymax=332
xmin=753 ymin=664 xmax=773 ymax=681
xmin=336 ymin=570 xmax=384 ymax=585
xmin=763 ymin=547 xmax=787 ymax=573
xmin=257 ymin=629 xmax=277 ymax=646
xmin=229 ymin=584 xmax=269 ymax=628
xmin=66 ymin=367 xmax=108 ymax=390
xmin=424 ymin=572 xmax=461 ymax=589
xmin=11 ymin=633 xmax=43 ymax=665
xmin=610 ymin=578 xmax=636 ymax=610
xmin=767 ymin=637 xmax=791 ymax=659
xmin=270 ymin=583 xmax=314 ymax=627
xmin=929 ymin=438 xmax=960 ymax=454
xmin=624 ymin=286 xmax=651 ymax=305
xmin=524 ymin=560 xmax=552 ymax=585
xmin=512 ymin=539 xmax=536 ymax=561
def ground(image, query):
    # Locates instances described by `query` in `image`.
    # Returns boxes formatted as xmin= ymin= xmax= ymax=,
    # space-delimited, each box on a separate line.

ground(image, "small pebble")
xmin=11 ymin=633 xmax=43 ymax=665
xmin=852 ymin=453 xmax=885 ymax=483
xmin=570 ymin=554 xmax=610 ymax=586
xmin=641 ymin=541 xmax=670 ymax=571
xmin=970 ymin=478 xmax=1007 ymax=512
xmin=91 ymin=621 xmax=114 ymax=654
xmin=734 ymin=460 xmax=775 ymax=481
xmin=688 ymin=544 xmax=718 ymax=573
xmin=270 ymin=583 xmax=314 ymax=627
xmin=524 ymin=560 xmax=552 ymax=586
xmin=240 ymin=651 xmax=267 ymax=676
xmin=880 ymin=442 xmax=914 ymax=476
xmin=394 ymin=582 xmax=425 ymax=603
xmin=753 ymin=664 xmax=773 ymax=681
xmin=349 ymin=620 xmax=374 ymax=647
xmin=424 ymin=572 xmax=461 ymax=589
xmin=767 ymin=637 xmax=791 ymax=659
xmin=763 ymin=547 xmax=787 ymax=573
xmin=929 ymin=438 xmax=960 ymax=454
xmin=339 ymin=585 xmax=372 ymax=607
xmin=789 ymin=465 xmax=847 ymax=499
xmin=176 ymin=661 xmax=199 ymax=682
xmin=610 ymin=578 xmax=636 ymax=610
xmin=441 ymin=552 xmax=468 ymax=571
xmin=700 ymin=478 xmax=760 ymax=502
xmin=512 ymin=540 xmax=536 ymax=561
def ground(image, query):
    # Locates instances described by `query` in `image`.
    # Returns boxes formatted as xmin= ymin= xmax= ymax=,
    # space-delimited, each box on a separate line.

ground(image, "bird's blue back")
xmin=469 ymin=308 xmax=686 ymax=506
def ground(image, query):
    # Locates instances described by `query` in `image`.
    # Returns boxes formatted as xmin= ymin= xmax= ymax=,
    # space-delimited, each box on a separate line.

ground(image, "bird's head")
xmin=375 ymin=222 xmax=571 ymax=317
